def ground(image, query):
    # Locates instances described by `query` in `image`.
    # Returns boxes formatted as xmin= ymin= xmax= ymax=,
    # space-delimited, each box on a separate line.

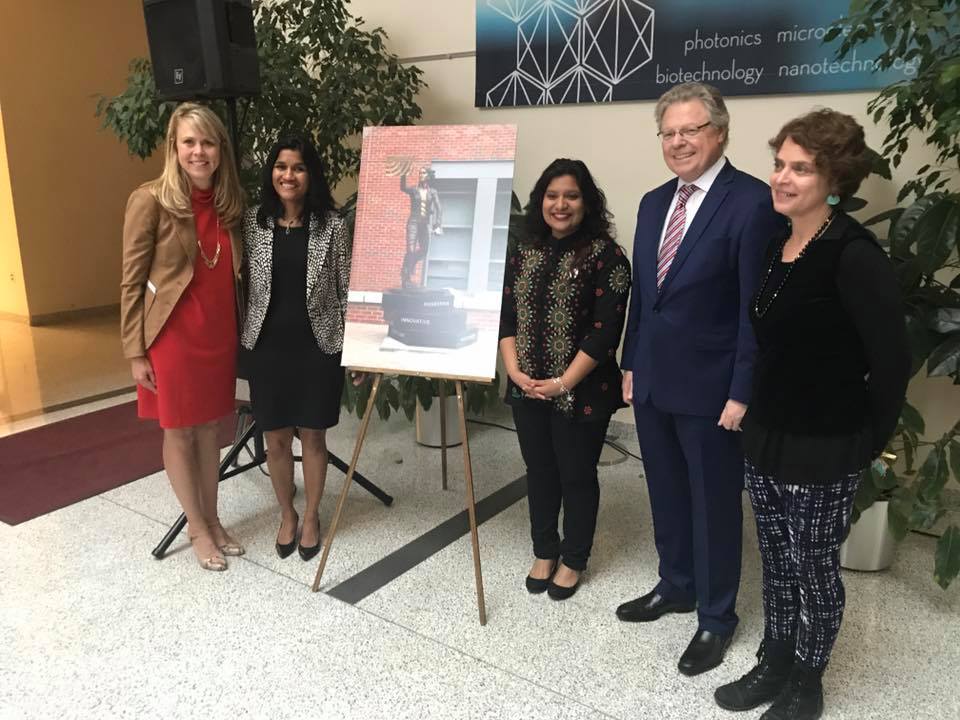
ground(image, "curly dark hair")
xmin=256 ymin=135 xmax=336 ymax=229
xmin=768 ymin=109 xmax=871 ymax=202
xmin=524 ymin=158 xmax=614 ymax=263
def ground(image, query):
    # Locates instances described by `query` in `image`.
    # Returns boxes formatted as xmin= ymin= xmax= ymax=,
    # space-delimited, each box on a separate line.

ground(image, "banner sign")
xmin=476 ymin=0 xmax=918 ymax=107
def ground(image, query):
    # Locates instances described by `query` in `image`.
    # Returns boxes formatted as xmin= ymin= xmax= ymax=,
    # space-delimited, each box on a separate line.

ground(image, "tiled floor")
xmin=1 ymin=317 xmax=958 ymax=719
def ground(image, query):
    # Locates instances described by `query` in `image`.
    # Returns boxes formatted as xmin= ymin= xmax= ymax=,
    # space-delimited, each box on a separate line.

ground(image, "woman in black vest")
xmin=714 ymin=110 xmax=910 ymax=720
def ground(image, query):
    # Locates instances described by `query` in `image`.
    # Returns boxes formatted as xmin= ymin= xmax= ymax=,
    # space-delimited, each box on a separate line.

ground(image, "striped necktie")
xmin=657 ymin=183 xmax=698 ymax=288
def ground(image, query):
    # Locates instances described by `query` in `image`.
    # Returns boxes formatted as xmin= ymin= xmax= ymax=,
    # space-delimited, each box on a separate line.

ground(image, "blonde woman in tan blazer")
xmin=120 ymin=103 xmax=246 ymax=571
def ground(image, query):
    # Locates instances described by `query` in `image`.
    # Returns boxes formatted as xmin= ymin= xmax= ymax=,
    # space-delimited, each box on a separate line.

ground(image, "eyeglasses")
xmin=657 ymin=122 xmax=712 ymax=143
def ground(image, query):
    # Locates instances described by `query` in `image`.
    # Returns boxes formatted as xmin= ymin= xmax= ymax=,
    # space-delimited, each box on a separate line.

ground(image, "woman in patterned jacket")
xmin=241 ymin=136 xmax=350 ymax=561
xmin=499 ymin=158 xmax=631 ymax=600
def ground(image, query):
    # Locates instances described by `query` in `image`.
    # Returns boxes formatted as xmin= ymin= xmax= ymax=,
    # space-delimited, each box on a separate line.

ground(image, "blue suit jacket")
xmin=621 ymin=160 xmax=784 ymax=417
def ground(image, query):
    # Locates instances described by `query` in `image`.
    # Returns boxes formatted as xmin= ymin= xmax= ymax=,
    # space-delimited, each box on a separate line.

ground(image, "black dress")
xmin=246 ymin=225 xmax=344 ymax=431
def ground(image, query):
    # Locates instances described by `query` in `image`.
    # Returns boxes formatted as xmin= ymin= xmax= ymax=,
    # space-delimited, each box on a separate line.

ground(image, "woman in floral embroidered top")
xmin=499 ymin=158 xmax=631 ymax=600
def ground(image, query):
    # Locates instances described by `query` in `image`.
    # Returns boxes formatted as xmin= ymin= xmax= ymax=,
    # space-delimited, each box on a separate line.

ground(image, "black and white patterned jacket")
xmin=240 ymin=207 xmax=350 ymax=353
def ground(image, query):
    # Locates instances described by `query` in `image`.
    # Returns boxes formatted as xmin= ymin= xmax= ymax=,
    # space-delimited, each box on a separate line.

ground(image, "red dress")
xmin=138 ymin=188 xmax=237 ymax=428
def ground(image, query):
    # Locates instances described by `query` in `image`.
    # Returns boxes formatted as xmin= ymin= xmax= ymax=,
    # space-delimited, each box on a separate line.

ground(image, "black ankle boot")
xmin=760 ymin=662 xmax=824 ymax=720
xmin=715 ymin=638 xmax=794 ymax=711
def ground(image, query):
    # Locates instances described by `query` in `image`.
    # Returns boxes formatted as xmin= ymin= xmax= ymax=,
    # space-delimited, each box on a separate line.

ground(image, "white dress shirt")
xmin=657 ymin=155 xmax=728 ymax=251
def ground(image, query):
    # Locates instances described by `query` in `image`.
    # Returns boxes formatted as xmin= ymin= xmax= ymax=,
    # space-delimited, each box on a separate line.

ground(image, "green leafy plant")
xmin=829 ymin=0 xmax=960 ymax=588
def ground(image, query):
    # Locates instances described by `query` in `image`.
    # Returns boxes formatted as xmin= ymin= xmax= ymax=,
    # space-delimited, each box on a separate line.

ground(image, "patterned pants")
xmin=745 ymin=461 xmax=861 ymax=670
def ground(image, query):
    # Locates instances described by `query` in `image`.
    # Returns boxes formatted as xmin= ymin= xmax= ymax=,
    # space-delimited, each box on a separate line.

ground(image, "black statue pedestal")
xmin=382 ymin=288 xmax=477 ymax=349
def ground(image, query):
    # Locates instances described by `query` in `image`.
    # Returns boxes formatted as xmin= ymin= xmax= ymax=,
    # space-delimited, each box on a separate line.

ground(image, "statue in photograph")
xmin=399 ymin=166 xmax=443 ymax=288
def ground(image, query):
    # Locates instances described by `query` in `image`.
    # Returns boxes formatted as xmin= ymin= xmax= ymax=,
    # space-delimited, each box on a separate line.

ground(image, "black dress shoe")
xmin=525 ymin=560 xmax=557 ymax=594
xmin=715 ymin=638 xmax=794 ymax=710
xmin=760 ymin=663 xmax=823 ymax=720
xmin=616 ymin=589 xmax=696 ymax=622
xmin=678 ymin=629 xmax=733 ymax=676
xmin=298 ymin=519 xmax=321 ymax=561
xmin=275 ymin=513 xmax=298 ymax=559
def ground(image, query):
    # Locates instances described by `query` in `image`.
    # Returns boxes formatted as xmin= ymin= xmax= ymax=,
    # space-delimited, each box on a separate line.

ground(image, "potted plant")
xmin=828 ymin=0 xmax=960 ymax=587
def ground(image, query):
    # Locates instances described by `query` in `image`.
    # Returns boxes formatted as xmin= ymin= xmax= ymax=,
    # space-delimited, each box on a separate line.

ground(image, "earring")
xmin=827 ymin=194 xmax=840 ymax=206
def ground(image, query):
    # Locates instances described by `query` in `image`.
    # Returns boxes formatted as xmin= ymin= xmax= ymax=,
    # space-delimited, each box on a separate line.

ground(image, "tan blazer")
xmin=120 ymin=185 xmax=243 ymax=359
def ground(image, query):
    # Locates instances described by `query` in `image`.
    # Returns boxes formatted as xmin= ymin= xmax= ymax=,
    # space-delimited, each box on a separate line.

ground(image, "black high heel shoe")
xmin=275 ymin=512 xmax=298 ymax=559
xmin=298 ymin=518 xmax=321 ymax=561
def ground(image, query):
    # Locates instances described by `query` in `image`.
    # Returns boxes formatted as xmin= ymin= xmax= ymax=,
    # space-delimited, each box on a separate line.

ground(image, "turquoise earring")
xmin=827 ymin=194 xmax=840 ymax=206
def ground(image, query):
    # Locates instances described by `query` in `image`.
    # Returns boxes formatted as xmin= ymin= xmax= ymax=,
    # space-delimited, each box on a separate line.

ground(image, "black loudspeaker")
xmin=143 ymin=0 xmax=260 ymax=100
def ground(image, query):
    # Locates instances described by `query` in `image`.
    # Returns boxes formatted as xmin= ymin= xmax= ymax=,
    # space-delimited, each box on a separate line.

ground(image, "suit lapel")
xmin=305 ymin=215 xmax=330 ymax=300
xmin=644 ymin=182 xmax=677 ymax=298
xmin=173 ymin=215 xmax=198 ymax=265
xmin=659 ymin=162 xmax=735 ymax=294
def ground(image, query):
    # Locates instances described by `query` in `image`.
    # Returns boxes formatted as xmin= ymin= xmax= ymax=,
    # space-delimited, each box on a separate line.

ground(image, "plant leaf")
xmin=927 ymin=333 xmax=960 ymax=377
xmin=934 ymin=525 xmax=960 ymax=589
xmin=900 ymin=401 xmax=926 ymax=435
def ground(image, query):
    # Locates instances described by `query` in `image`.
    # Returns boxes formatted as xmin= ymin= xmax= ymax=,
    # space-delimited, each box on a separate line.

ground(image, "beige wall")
xmin=0 ymin=0 xmax=161 ymax=321
xmin=351 ymin=0 xmax=956 ymax=431
xmin=0 ymin=103 xmax=28 ymax=318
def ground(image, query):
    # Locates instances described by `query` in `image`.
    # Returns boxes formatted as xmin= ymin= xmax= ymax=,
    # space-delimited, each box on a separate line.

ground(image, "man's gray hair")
xmin=654 ymin=82 xmax=730 ymax=149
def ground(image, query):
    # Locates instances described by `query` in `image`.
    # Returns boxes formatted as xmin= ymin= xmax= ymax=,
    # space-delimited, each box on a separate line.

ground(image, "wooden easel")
xmin=311 ymin=371 xmax=488 ymax=625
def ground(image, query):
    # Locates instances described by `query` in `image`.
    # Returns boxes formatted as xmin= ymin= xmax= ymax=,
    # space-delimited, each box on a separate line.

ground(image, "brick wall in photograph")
xmin=347 ymin=124 xmax=516 ymax=324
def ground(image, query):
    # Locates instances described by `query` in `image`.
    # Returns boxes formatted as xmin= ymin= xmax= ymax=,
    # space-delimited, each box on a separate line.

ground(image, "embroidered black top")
xmin=499 ymin=227 xmax=632 ymax=421
xmin=742 ymin=212 xmax=911 ymax=483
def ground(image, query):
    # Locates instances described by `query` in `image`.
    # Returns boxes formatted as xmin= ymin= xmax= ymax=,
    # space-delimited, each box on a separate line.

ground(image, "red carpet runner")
xmin=0 ymin=401 xmax=238 ymax=526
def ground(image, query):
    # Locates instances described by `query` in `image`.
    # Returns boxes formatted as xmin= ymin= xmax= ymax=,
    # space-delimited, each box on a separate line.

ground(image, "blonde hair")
xmin=150 ymin=102 xmax=244 ymax=226
xmin=654 ymin=82 xmax=730 ymax=150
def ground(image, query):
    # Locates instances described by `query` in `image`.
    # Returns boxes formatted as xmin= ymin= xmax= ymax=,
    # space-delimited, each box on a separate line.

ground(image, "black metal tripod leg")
xmin=328 ymin=452 xmax=393 ymax=506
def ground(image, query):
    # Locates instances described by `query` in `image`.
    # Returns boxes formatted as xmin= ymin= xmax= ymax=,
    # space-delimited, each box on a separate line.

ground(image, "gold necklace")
xmin=197 ymin=217 xmax=222 ymax=270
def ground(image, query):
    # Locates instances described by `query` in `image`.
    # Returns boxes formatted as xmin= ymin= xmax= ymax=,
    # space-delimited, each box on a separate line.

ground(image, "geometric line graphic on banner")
xmin=484 ymin=0 xmax=656 ymax=106
xmin=545 ymin=66 xmax=613 ymax=103
xmin=485 ymin=70 xmax=547 ymax=106
xmin=517 ymin=1 xmax=580 ymax=86
xmin=486 ymin=0 xmax=542 ymax=23
xmin=582 ymin=0 xmax=654 ymax=83
xmin=555 ymin=0 xmax=609 ymax=12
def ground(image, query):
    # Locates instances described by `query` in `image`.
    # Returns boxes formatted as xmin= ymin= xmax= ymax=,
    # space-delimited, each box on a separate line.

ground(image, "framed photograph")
xmin=342 ymin=124 xmax=518 ymax=381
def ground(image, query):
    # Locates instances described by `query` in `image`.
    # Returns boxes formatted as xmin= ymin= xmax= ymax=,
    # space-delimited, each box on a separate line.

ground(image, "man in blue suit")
xmin=617 ymin=83 xmax=783 ymax=676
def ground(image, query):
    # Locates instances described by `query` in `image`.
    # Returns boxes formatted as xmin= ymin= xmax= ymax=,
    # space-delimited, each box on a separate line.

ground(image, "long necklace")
xmin=197 ymin=217 xmax=222 ymax=270
xmin=753 ymin=213 xmax=834 ymax=318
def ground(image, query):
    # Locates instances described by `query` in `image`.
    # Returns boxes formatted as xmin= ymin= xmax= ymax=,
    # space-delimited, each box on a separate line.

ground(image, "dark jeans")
xmin=512 ymin=403 xmax=610 ymax=571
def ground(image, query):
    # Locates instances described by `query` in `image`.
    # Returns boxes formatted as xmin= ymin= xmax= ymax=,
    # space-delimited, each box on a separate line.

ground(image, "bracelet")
xmin=552 ymin=376 xmax=570 ymax=394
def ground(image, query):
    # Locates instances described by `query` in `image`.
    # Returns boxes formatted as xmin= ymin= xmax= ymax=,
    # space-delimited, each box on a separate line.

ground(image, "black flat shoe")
xmin=678 ymin=629 xmax=733 ymax=677
xmin=298 ymin=519 xmax=321 ymax=561
xmin=547 ymin=576 xmax=581 ymax=600
xmin=525 ymin=559 xmax=558 ymax=594
xmin=275 ymin=513 xmax=298 ymax=559
xmin=616 ymin=589 xmax=696 ymax=622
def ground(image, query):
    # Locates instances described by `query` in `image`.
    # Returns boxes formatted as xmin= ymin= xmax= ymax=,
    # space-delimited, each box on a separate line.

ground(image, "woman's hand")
xmin=509 ymin=369 xmax=538 ymax=398
xmin=528 ymin=377 xmax=568 ymax=400
xmin=131 ymin=356 xmax=157 ymax=393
